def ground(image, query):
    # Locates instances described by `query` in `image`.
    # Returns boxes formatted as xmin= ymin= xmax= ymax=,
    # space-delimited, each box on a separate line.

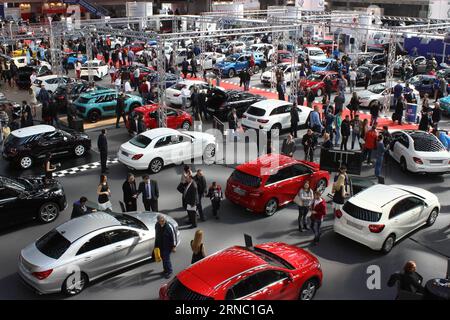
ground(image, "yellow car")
xmin=12 ymin=49 xmax=37 ymax=58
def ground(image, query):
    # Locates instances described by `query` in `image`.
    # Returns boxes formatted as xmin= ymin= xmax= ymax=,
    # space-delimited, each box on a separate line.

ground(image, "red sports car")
xmin=130 ymin=104 xmax=193 ymax=130
xmin=300 ymin=71 xmax=339 ymax=97
xmin=225 ymin=154 xmax=330 ymax=216
xmin=159 ymin=242 xmax=323 ymax=300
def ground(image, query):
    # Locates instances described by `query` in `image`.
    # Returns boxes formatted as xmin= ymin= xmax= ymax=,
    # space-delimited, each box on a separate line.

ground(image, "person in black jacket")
xmin=340 ymin=115 xmax=351 ymax=151
xmin=97 ymin=129 xmax=108 ymax=173
xmin=115 ymin=92 xmax=127 ymax=128
xmin=432 ymin=102 xmax=442 ymax=129
xmin=324 ymin=76 xmax=333 ymax=100
xmin=198 ymin=90 xmax=208 ymax=121
xmin=193 ymin=169 xmax=207 ymax=221
xmin=302 ymin=129 xmax=317 ymax=162
xmin=306 ymin=87 xmax=315 ymax=108
xmin=70 ymin=196 xmax=95 ymax=219
xmin=281 ymin=134 xmax=296 ymax=157
xmin=122 ymin=173 xmax=138 ymax=212
xmin=227 ymin=108 xmax=238 ymax=141
xmin=183 ymin=175 xmax=198 ymax=228
xmin=290 ymin=104 xmax=300 ymax=138
xmin=388 ymin=261 xmax=425 ymax=299
xmin=154 ymin=215 xmax=177 ymax=279
xmin=138 ymin=175 xmax=159 ymax=211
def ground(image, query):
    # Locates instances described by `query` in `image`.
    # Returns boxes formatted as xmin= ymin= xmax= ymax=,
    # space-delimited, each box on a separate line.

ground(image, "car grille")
xmin=167 ymin=278 xmax=212 ymax=300
xmin=343 ymin=201 xmax=381 ymax=222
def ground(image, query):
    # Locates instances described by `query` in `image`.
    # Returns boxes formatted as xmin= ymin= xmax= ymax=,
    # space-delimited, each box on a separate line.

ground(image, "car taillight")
xmin=173 ymin=93 xmax=180 ymax=97
xmin=132 ymin=154 xmax=144 ymax=160
xmin=413 ymin=157 xmax=423 ymax=164
xmin=368 ymin=224 xmax=385 ymax=233
xmin=257 ymin=119 xmax=269 ymax=123
xmin=335 ymin=209 xmax=342 ymax=218
xmin=32 ymin=269 xmax=53 ymax=280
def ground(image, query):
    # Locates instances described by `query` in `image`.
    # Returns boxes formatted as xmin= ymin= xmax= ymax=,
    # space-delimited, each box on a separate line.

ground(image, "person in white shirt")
xmin=75 ymin=60 xmax=82 ymax=79
xmin=349 ymin=68 xmax=357 ymax=93
xmin=124 ymin=80 xmax=132 ymax=93
xmin=109 ymin=64 xmax=116 ymax=84
xmin=114 ymin=77 xmax=122 ymax=92
xmin=29 ymin=71 xmax=37 ymax=86
xmin=181 ymin=85 xmax=191 ymax=110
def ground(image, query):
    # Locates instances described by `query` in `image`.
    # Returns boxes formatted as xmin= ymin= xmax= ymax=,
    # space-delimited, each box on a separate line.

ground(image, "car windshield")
xmin=307 ymin=73 xmax=324 ymax=81
xmin=412 ymin=134 xmax=445 ymax=152
xmin=246 ymin=106 xmax=266 ymax=117
xmin=173 ymin=83 xmax=187 ymax=90
xmin=314 ymin=60 xmax=329 ymax=67
xmin=0 ymin=177 xmax=26 ymax=191
xmin=409 ymin=76 xmax=420 ymax=83
xmin=114 ymin=214 xmax=148 ymax=230
xmin=129 ymin=135 xmax=152 ymax=148
xmin=309 ymin=50 xmax=324 ymax=56
xmin=224 ymin=56 xmax=237 ymax=62
xmin=369 ymin=84 xmax=386 ymax=94
xmin=231 ymin=170 xmax=261 ymax=188
xmin=36 ymin=229 xmax=71 ymax=259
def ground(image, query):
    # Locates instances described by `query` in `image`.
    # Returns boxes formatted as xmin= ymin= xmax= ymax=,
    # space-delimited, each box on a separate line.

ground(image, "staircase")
xmin=63 ymin=0 xmax=109 ymax=17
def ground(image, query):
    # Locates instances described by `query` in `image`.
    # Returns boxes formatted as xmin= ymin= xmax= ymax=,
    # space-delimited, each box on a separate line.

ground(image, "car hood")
xmin=358 ymin=90 xmax=378 ymax=99
xmin=256 ymin=242 xmax=318 ymax=269
xmin=19 ymin=177 xmax=62 ymax=194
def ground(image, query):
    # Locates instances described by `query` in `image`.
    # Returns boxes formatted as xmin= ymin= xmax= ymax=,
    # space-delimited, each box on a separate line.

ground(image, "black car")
xmin=53 ymin=81 xmax=107 ymax=111
xmin=0 ymin=175 xmax=66 ymax=228
xmin=2 ymin=125 xmax=91 ymax=169
xmin=205 ymin=88 xmax=266 ymax=120
xmin=364 ymin=53 xmax=387 ymax=65
xmin=356 ymin=63 xmax=386 ymax=86
xmin=16 ymin=65 xmax=52 ymax=90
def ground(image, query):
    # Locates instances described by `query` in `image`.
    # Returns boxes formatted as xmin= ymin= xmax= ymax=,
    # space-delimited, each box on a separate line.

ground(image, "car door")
xmin=105 ymin=228 xmax=146 ymax=268
xmin=226 ymin=273 xmax=266 ymax=300
xmin=74 ymin=232 xmax=117 ymax=279
xmin=0 ymin=186 xmax=22 ymax=225
xmin=264 ymin=167 xmax=294 ymax=205
xmin=236 ymin=55 xmax=248 ymax=72
xmin=289 ymin=163 xmax=313 ymax=195
xmin=38 ymin=131 xmax=67 ymax=158
xmin=153 ymin=135 xmax=177 ymax=164
xmin=296 ymin=106 xmax=310 ymax=127
xmin=279 ymin=104 xmax=293 ymax=129
xmin=254 ymin=270 xmax=296 ymax=300
xmin=166 ymin=108 xmax=179 ymax=129
xmin=388 ymin=197 xmax=425 ymax=239
xmin=393 ymin=133 xmax=409 ymax=163
xmin=101 ymin=93 xmax=117 ymax=115
xmin=174 ymin=134 xmax=196 ymax=161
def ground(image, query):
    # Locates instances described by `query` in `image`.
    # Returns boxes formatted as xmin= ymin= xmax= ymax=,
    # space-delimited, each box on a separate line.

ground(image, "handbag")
xmin=293 ymin=194 xmax=302 ymax=206
xmin=177 ymin=182 xmax=185 ymax=193
xmin=153 ymin=247 xmax=162 ymax=263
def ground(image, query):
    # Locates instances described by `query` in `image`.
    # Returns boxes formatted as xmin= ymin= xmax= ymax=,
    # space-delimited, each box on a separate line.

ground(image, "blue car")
xmin=213 ymin=52 xmax=263 ymax=78
xmin=408 ymin=75 xmax=450 ymax=97
xmin=66 ymin=53 xmax=88 ymax=68
xmin=311 ymin=58 xmax=337 ymax=72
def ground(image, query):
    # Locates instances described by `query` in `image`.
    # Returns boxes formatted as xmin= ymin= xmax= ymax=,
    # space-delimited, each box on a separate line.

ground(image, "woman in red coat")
xmin=310 ymin=191 xmax=327 ymax=245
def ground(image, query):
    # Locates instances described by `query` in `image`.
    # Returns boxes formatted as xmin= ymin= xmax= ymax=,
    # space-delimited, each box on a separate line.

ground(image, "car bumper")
xmin=17 ymin=262 xmax=61 ymax=295
xmin=241 ymin=119 xmax=270 ymax=131
xmin=117 ymin=152 xmax=149 ymax=170
xmin=408 ymin=163 xmax=450 ymax=173
xmin=333 ymin=219 xmax=383 ymax=251
xmin=225 ymin=188 xmax=264 ymax=213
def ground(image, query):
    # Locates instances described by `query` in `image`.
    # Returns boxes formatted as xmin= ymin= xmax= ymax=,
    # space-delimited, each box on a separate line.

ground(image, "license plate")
xmin=122 ymin=151 xmax=129 ymax=157
xmin=234 ymin=187 xmax=246 ymax=196
xmin=248 ymin=117 xmax=256 ymax=122
xmin=346 ymin=219 xmax=363 ymax=230
xmin=430 ymin=160 xmax=443 ymax=164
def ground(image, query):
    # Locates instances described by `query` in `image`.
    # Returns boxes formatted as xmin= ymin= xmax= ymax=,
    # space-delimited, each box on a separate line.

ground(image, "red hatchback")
xmin=225 ymin=154 xmax=329 ymax=216
xmin=130 ymin=105 xmax=193 ymax=130
xmin=160 ymin=242 xmax=323 ymax=300
xmin=300 ymin=71 xmax=339 ymax=97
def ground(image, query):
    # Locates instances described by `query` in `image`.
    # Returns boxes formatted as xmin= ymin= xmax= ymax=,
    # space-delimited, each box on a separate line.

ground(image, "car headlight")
xmin=53 ymin=189 xmax=64 ymax=196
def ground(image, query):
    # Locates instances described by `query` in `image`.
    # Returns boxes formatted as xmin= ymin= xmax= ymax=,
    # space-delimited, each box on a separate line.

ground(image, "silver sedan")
xmin=18 ymin=211 xmax=180 ymax=295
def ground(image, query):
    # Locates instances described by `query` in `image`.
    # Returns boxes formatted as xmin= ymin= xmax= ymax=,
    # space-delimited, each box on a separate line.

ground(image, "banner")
xmin=428 ymin=0 xmax=450 ymax=19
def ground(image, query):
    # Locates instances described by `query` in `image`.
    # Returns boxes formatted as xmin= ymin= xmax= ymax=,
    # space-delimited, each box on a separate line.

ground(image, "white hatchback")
xmin=31 ymin=75 xmax=74 ymax=95
xmin=117 ymin=128 xmax=217 ymax=173
xmin=241 ymin=99 xmax=312 ymax=132
xmin=80 ymin=60 xmax=109 ymax=80
xmin=334 ymin=184 xmax=440 ymax=253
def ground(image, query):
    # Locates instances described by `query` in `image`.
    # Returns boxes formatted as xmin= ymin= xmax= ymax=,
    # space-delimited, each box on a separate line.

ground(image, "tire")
xmin=181 ymin=121 xmax=191 ymax=130
xmin=149 ymin=158 xmax=163 ymax=174
xmin=316 ymin=88 xmax=323 ymax=97
xmin=38 ymin=202 xmax=60 ymax=223
xmin=264 ymin=198 xmax=278 ymax=217
xmin=426 ymin=208 xmax=439 ymax=226
xmin=299 ymin=278 xmax=319 ymax=300
xmin=315 ymin=179 xmax=328 ymax=194
xmin=381 ymin=234 xmax=396 ymax=254
xmin=271 ymin=123 xmax=282 ymax=133
xmin=203 ymin=143 xmax=216 ymax=164
xmin=18 ymin=156 xmax=33 ymax=169
xmin=62 ymin=272 xmax=88 ymax=296
xmin=228 ymin=68 xmax=235 ymax=78
xmin=400 ymin=157 xmax=408 ymax=173
xmin=88 ymin=110 xmax=101 ymax=123
xmin=74 ymin=144 xmax=86 ymax=157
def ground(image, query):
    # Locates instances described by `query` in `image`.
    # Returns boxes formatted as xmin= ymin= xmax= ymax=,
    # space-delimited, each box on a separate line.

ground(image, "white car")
xmin=80 ymin=60 xmax=109 ymax=80
xmin=358 ymin=83 xmax=420 ymax=108
xmin=249 ymin=44 xmax=275 ymax=58
xmin=334 ymin=184 xmax=440 ymax=253
xmin=165 ymin=80 xmax=224 ymax=107
xmin=196 ymin=52 xmax=225 ymax=70
xmin=303 ymin=46 xmax=327 ymax=62
xmin=260 ymin=63 xmax=301 ymax=87
xmin=241 ymin=99 xmax=312 ymax=132
xmin=31 ymin=75 xmax=74 ymax=95
xmin=118 ymin=128 xmax=217 ymax=173
xmin=389 ymin=130 xmax=450 ymax=174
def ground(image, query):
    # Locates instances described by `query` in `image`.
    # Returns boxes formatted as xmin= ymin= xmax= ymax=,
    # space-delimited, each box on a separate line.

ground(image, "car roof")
xmin=349 ymin=184 xmax=411 ymax=210
xmin=140 ymin=127 xmax=180 ymax=139
xmin=176 ymin=80 xmax=206 ymax=86
xmin=11 ymin=124 xmax=55 ymax=138
xmin=235 ymin=153 xmax=298 ymax=177
xmin=249 ymin=99 xmax=292 ymax=111
xmin=81 ymin=88 xmax=117 ymax=96
xmin=56 ymin=212 xmax=120 ymax=242
xmin=36 ymin=75 xmax=60 ymax=80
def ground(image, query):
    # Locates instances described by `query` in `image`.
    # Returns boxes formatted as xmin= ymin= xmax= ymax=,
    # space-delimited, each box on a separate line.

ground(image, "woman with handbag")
xmin=296 ymin=181 xmax=314 ymax=232
xmin=190 ymin=229 xmax=206 ymax=264
xmin=97 ymin=174 xmax=112 ymax=212
xmin=332 ymin=167 xmax=348 ymax=212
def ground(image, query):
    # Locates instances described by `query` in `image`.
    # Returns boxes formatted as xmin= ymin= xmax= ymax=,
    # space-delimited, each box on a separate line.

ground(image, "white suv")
xmin=334 ymin=184 xmax=440 ymax=253
xmin=241 ymin=99 xmax=312 ymax=132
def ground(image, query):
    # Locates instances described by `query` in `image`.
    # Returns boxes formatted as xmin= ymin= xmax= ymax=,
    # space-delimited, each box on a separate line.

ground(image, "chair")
xmin=119 ymin=201 xmax=126 ymax=213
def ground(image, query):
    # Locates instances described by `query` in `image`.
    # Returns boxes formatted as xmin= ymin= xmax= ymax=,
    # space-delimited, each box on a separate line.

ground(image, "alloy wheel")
xmin=150 ymin=159 xmax=163 ymax=173
xmin=427 ymin=209 xmax=438 ymax=226
xmin=300 ymin=280 xmax=317 ymax=300
xmin=64 ymin=273 xmax=87 ymax=295
xmin=74 ymin=145 xmax=85 ymax=157
xmin=39 ymin=203 xmax=59 ymax=223
xmin=20 ymin=157 xmax=33 ymax=169
xmin=265 ymin=199 xmax=278 ymax=216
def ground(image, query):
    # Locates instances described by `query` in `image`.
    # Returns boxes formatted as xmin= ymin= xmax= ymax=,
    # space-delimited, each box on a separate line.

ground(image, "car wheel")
xmin=381 ymin=234 xmax=396 ymax=254
xmin=299 ymin=278 xmax=319 ymax=300
xmin=426 ymin=208 xmax=439 ymax=226
xmin=271 ymin=123 xmax=282 ymax=133
xmin=88 ymin=110 xmax=101 ymax=123
xmin=316 ymin=88 xmax=323 ymax=97
xmin=400 ymin=157 xmax=408 ymax=173
xmin=181 ymin=121 xmax=191 ymax=130
xmin=203 ymin=143 xmax=216 ymax=164
xmin=149 ymin=158 xmax=163 ymax=174
xmin=18 ymin=156 xmax=33 ymax=169
xmin=264 ymin=198 xmax=278 ymax=217
xmin=74 ymin=144 xmax=86 ymax=157
xmin=38 ymin=202 xmax=60 ymax=223
xmin=315 ymin=179 xmax=328 ymax=194
xmin=228 ymin=69 xmax=235 ymax=78
xmin=62 ymin=272 xmax=88 ymax=296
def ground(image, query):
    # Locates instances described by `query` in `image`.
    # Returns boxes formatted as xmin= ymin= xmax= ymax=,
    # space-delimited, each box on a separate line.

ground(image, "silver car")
xmin=18 ymin=211 xmax=180 ymax=295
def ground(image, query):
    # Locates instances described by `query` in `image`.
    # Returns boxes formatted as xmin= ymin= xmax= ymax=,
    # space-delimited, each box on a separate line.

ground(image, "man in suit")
xmin=183 ymin=174 xmax=198 ymax=228
xmin=97 ymin=129 xmax=108 ymax=173
xmin=281 ymin=133 xmax=296 ymax=157
xmin=122 ymin=173 xmax=138 ymax=212
xmin=71 ymin=197 xmax=95 ymax=219
xmin=138 ymin=175 xmax=159 ymax=211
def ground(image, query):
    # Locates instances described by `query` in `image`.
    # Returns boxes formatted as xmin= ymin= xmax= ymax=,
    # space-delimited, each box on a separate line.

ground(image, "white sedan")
xmin=80 ymin=60 xmax=109 ymax=80
xmin=334 ymin=184 xmax=440 ymax=253
xmin=358 ymin=83 xmax=420 ymax=108
xmin=31 ymin=75 xmax=75 ymax=95
xmin=260 ymin=63 xmax=301 ymax=87
xmin=118 ymin=128 xmax=217 ymax=173
xmin=389 ymin=130 xmax=450 ymax=174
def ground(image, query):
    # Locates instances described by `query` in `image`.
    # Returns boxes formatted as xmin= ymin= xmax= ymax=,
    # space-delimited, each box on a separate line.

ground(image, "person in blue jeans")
xmin=154 ymin=215 xmax=178 ymax=279
xmin=374 ymin=135 xmax=388 ymax=179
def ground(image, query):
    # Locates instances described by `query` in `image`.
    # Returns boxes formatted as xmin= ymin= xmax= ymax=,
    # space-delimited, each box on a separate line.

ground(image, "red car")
xmin=159 ymin=242 xmax=323 ymax=300
xmin=127 ymin=41 xmax=146 ymax=53
xmin=225 ymin=154 xmax=330 ymax=216
xmin=300 ymin=71 xmax=339 ymax=97
xmin=130 ymin=104 xmax=193 ymax=130
xmin=116 ymin=65 xmax=154 ymax=82
xmin=276 ymin=50 xmax=293 ymax=63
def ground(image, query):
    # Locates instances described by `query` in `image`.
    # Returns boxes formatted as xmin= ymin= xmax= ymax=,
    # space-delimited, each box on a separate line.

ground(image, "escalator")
xmin=63 ymin=0 xmax=109 ymax=17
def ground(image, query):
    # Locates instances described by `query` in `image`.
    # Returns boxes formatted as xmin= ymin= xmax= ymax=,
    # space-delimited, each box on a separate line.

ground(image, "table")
xmin=425 ymin=278 xmax=450 ymax=300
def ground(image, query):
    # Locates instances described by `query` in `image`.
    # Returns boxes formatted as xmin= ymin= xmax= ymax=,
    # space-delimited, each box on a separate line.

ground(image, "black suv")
xmin=2 ymin=125 xmax=91 ymax=169
xmin=0 ymin=176 xmax=66 ymax=228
